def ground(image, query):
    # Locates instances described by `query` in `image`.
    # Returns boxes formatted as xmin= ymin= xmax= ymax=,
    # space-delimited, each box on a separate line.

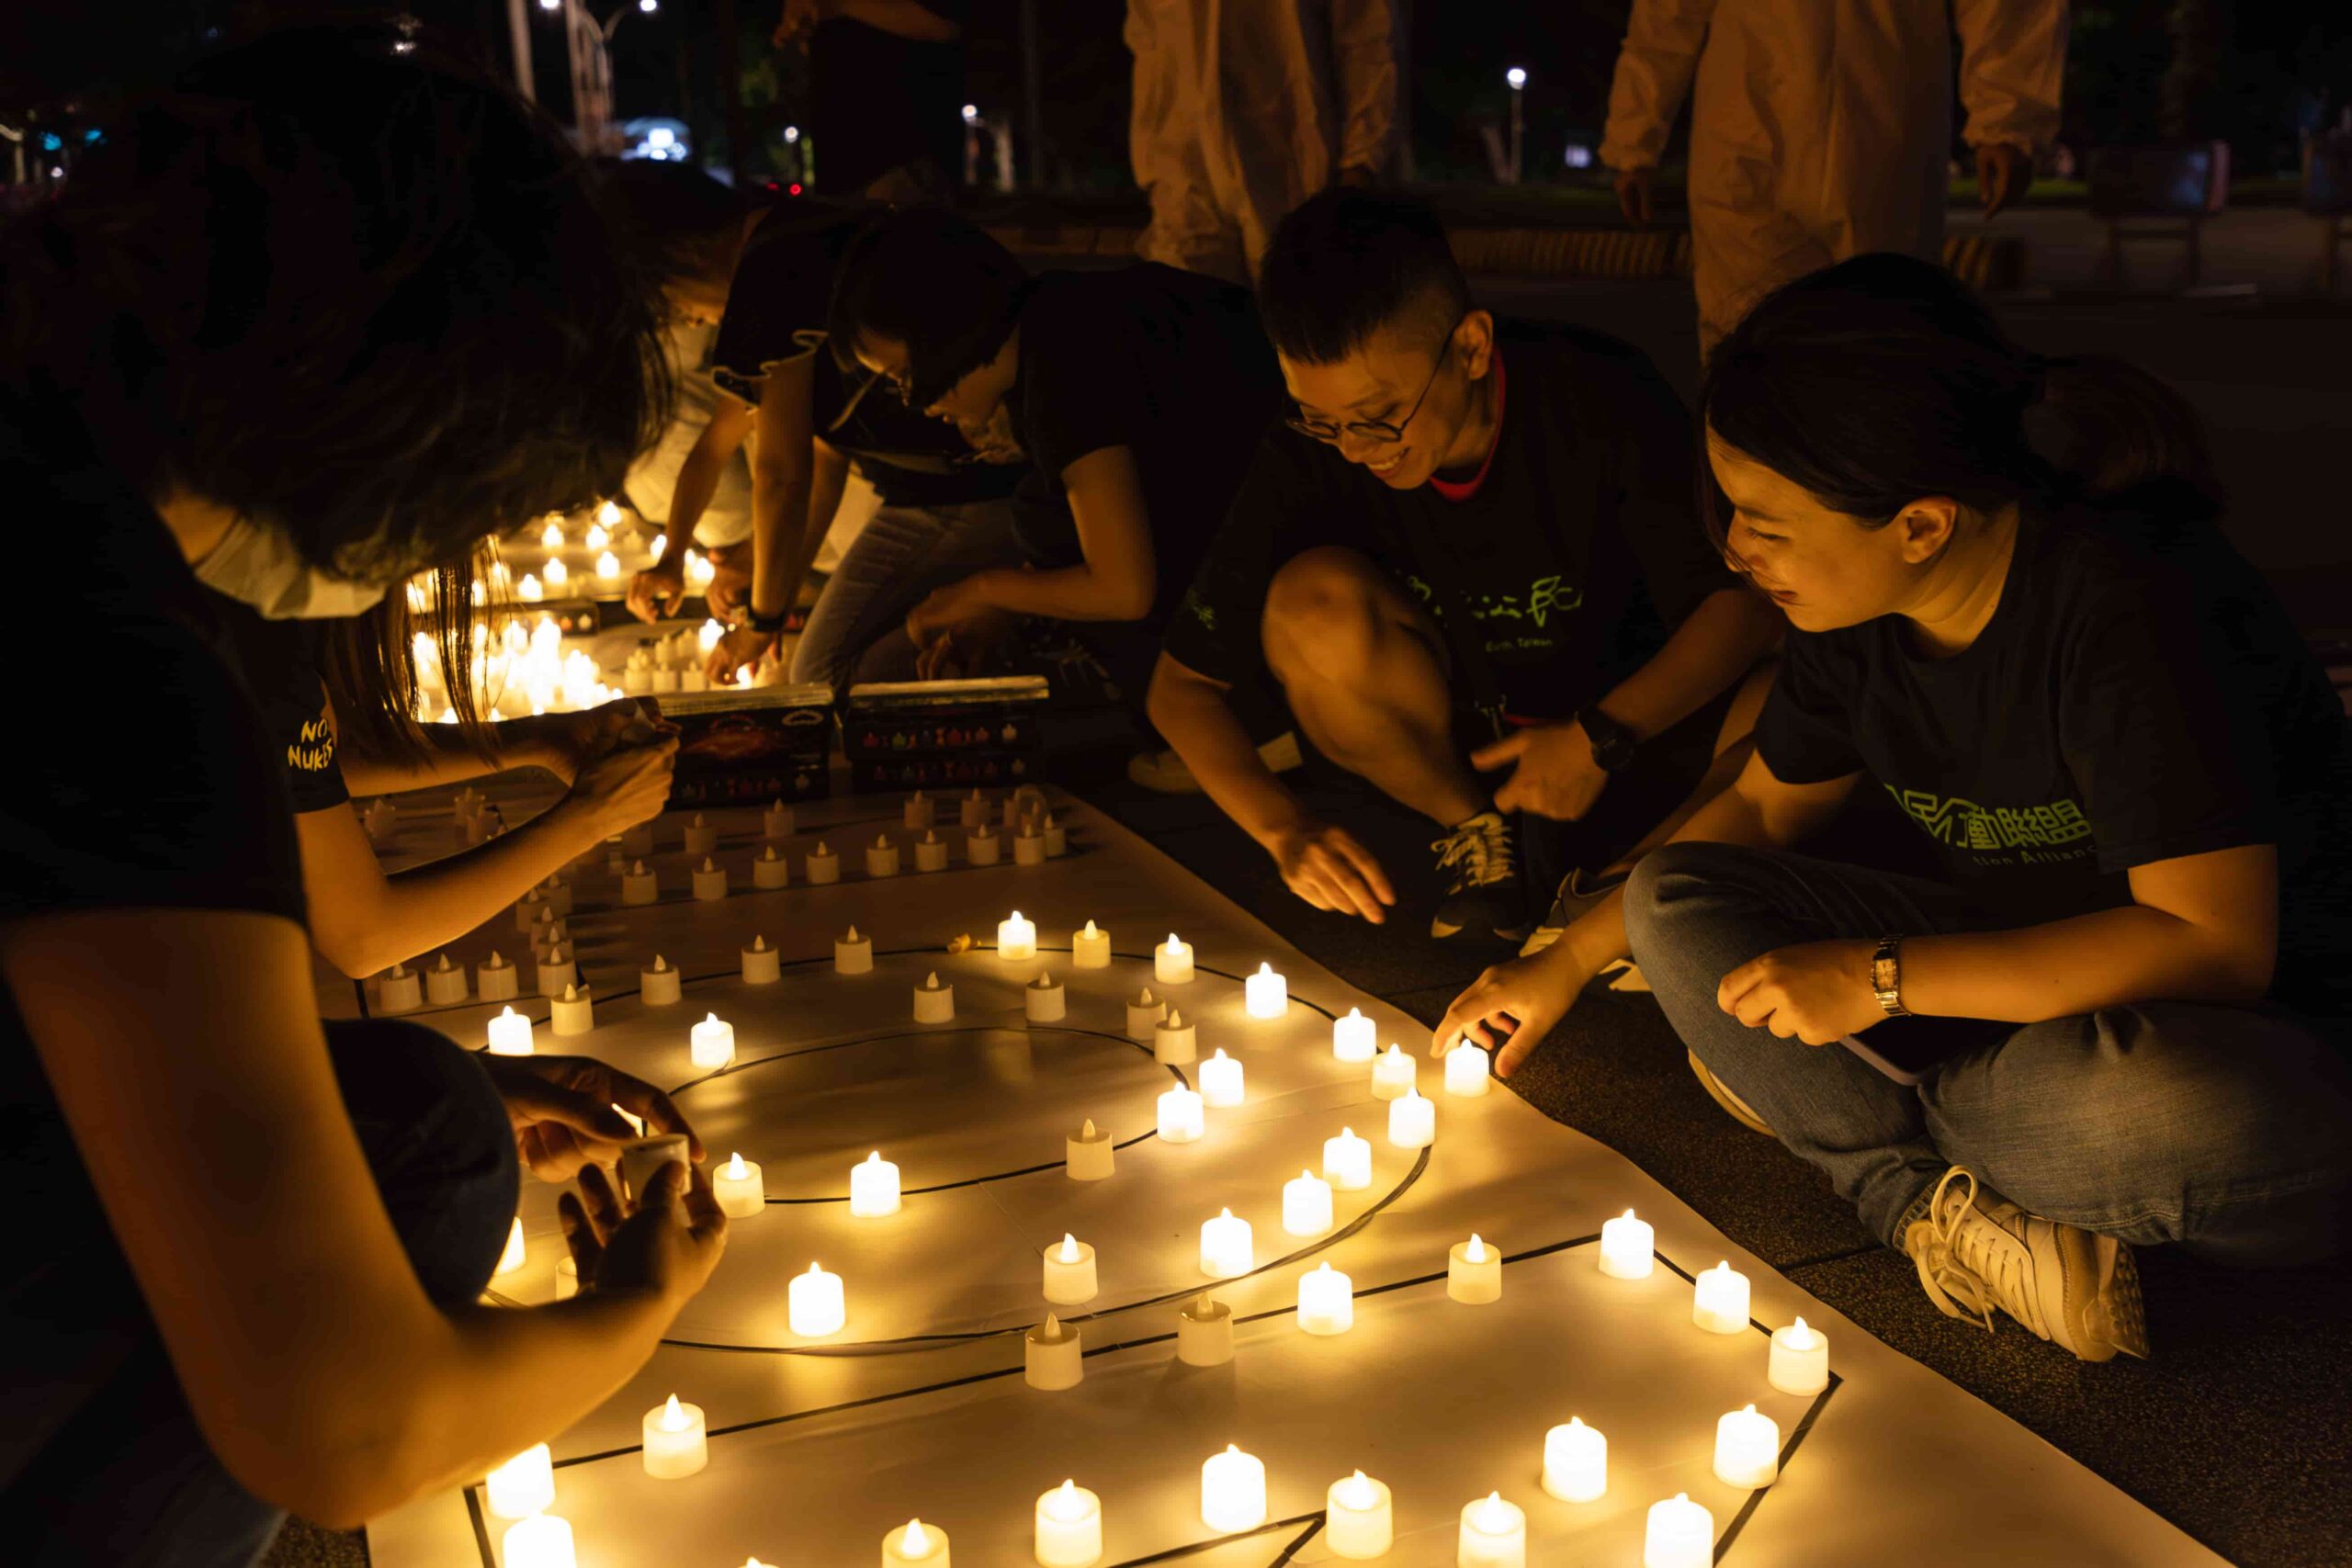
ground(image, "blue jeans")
xmin=788 ymin=497 xmax=1022 ymax=691
xmin=1623 ymin=842 xmax=2352 ymax=1259
xmin=1 ymin=1022 xmax=518 ymax=1566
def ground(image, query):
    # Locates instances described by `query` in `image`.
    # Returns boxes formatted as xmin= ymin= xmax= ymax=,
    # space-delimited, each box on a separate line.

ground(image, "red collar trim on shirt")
xmin=1427 ymin=347 xmax=1505 ymax=502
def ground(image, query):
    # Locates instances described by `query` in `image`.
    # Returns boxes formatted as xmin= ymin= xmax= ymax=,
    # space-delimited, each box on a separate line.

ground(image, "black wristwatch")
xmin=1578 ymin=706 xmax=1639 ymax=773
xmin=745 ymin=605 xmax=789 ymax=635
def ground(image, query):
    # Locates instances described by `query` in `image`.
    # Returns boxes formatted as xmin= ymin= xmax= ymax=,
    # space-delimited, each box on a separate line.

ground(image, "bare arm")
xmin=745 ymin=356 xmax=820 ymax=625
xmin=958 ymin=446 xmax=1157 ymax=623
xmin=630 ymin=398 xmax=754 ymax=624
xmin=1148 ymin=651 xmax=1306 ymax=844
xmin=336 ymin=713 xmax=585 ymax=797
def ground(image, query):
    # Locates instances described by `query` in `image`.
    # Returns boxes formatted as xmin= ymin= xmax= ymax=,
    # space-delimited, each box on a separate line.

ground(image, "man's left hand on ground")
xmin=1472 ymin=719 xmax=1610 ymax=820
xmin=480 ymin=1053 xmax=703 ymax=1183
xmin=1715 ymin=937 xmax=1882 ymax=1046
xmin=1976 ymin=142 xmax=2032 ymax=220
xmin=706 ymin=624 xmax=781 ymax=684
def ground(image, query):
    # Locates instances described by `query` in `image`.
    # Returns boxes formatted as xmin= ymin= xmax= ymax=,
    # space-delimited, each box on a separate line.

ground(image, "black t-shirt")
xmin=1163 ymin=319 xmax=1723 ymax=723
xmin=1757 ymin=498 xmax=2352 ymax=1022
xmin=212 ymin=598 xmax=349 ymax=815
xmin=710 ymin=202 xmax=1020 ymax=509
xmin=1006 ymin=264 xmax=1286 ymax=618
xmin=809 ymin=5 xmax=967 ymax=197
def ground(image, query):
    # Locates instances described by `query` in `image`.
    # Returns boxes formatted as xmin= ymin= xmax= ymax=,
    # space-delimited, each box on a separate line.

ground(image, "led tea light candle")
xmin=691 ymin=856 xmax=729 ymax=901
xmin=683 ymin=812 xmax=718 ymax=856
xmin=640 ymin=953 xmax=682 ymax=1005
xmin=425 ymin=953 xmax=468 ymax=1006
xmin=495 ymin=1217 xmax=526 ymax=1276
xmin=1025 ymin=971 xmax=1066 ymax=1022
xmin=1023 ymin=1313 xmax=1082 ymax=1391
xmin=1322 ymin=1471 xmax=1393 ymax=1560
xmin=689 ymin=1012 xmax=736 ymax=1070
xmin=1043 ymin=813 xmax=1068 ymax=857
xmin=865 ymin=834 xmax=900 ymax=877
xmin=1297 ymin=1261 xmax=1352 ymax=1335
xmin=1153 ymin=1009 xmax=1197 ymax=1065
xmin=788 ymin=1262 xmax=845 ymax=1337
xmin=584 ymin=517 xmax=611 ymax=548
xmin=614 ymin=1105 xmax=647 ymax=1137
xmin=1201 ymin=1446 xmax=1267 ymax=1533
xmin=1542 ymin=1416 xmax=1607 ymax=1503
xmin=1177 ymin=1295 xmax=1233 ymax=1366
xmin=1283 ymin=1169 xmax=1333 ymax=1235
xmin=650 ymin=667 xmax=678 ymax=694
xmin=539 ymin=520 xmax=565 ymax=549
xmin=1386 ymin=1088 xmax=1435 ymax=1149
xmin=834 ymin=924 xmax=873 ymax=974
xmin=903 ymin=790 xmax=933 ymax=829
xmin=1448 ymin=1233 xmax=1501 ymax=1303
xmin=1445 ymin=1039 xmax=1492 ymax=1097
xmin=516 ymin=572 xmax=544 ymax=603
xmin=538 ymin=874 xmax=573 ymax=917
xmin=1643 ymin=1494 xmax=1713 ymax=1568
xmin=752 ymin=844 xmax=790 ymax=888
xmin=1157 ymin=1086 xmax=1204 ymax=1144
xmin=714 ymin=1152 xmax=764 ymax=1218
xmin=1599 ymin=1210 xmax=1655 ymax=1279
xmin=532 ymin=912 xmax=569 ymax=955
xmin=763 ymin=797 xmax=795 ymax=838
xmin=1071 ymin=919 xmax=1111 ymax=968
xmin=998 ymin=910 xmax=1037 ymax=960
xmin=1331 ymin=1007 xmax=1376 ymax=1063
xmin=1323 ymin=1126 xmax=1373 ymax=1190
xmin=697 ymin=617 xmax=724 ymax=656
xmin=914 ymin=829 xmax=948 ymax=872
xmin=1713 ymin=1404 xmax=1781 ymax=1488
xmin=1034 ymin=1479 xmax=1102 ymax=1567
xmin=641 ymin=1393 xmax=707 ymax=1479
xmin=622 ymin=859 xmax=658 ymax=905
xmin=1769 ymin=1316 xmax=1829 ymax=1395
xmin=502 ymin=1513 xmax=575 ymax=1568
xmin=1457 ymin=1492 xmax=1527 ymax=1568
xmin=882 ymin=1518 xmax=948 ymax=1566
xmin=849 ymin=1150 xmax=901 ymax=1217
xmin=618 ymin=1134 xmax=689 ymax=1207
xmin=1243 ymin=962 xmax=1287 ymax=1018
xmin=477 ymin=950 xmax=518 ymax=1001
xmin=967 ymin=823 xmax=1001 ymax=866
xmin=550 ymin=982 xmax=594 ymax=1035
xmin=541 ymin=557 xmax=569 ymax=587
xmin=806 ymin=840 xmax=840 ymax=884
xmin=1370 ymin=1043 xmax=1417 ymax=1100
xmin=1066 ymin=1118 xmax=1114 ymax=1181
xmin=514 ymin=891 xmax=545 ymax=934
xmin=959 ymin=788 xmax=988 ymax=828
xmin=594 ymin=550 xmax=621 ymax=581
xmin=378 ymin=963 xmax=422 ymax=1013
xmin=1199 ymin=1207 xmax=1253 ymax=1278
xmin=1692 ymin=1260 xmax=1751 ymax=1335
xmin=913 ymin=971 xmax=956 ymax=1022
xmin=1125 ymin=987 xmax=1166 ymax=1040
xmin=1155 ymin=933 xmax=1194 ymax=985
xmin=487 ymin=1005 xmax=535 ymax=1056
xmin=741 ymin=934 xmax=781 ymax=986
xmin=1042 ymin=1234 xmax=1098 ymax=1304
xmin=485 ymin=1442 xmax=554 ymax=1518
xmin=1198 ymin=1048 xmax=1245 ymax=1108
xmin=1013 ymin=825 xmax=1046 ymax=866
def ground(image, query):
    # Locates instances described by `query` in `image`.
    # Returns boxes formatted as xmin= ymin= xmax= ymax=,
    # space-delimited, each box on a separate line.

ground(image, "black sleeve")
xmin=710 ymin=220 xmax=835 ymax=403
xmin=1752 ymin=631 xmax=1867 ymax=785
xmin=1022 ymin=291 xmax=1146 ymax=483
xmin=1160 ymin=433 xmax=1327 ymax=687
xmin=280 ymin=688 xmax=350 ymax=816
xmin=1603 ymin=355 xmax=1724 ymax=627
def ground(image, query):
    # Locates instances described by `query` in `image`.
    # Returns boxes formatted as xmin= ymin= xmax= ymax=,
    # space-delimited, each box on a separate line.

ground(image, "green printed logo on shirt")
xmin=1885 ymin=786 xmax=2095 ymax=860
xmin=1401 ymin=571 xmax=1585 ymax=631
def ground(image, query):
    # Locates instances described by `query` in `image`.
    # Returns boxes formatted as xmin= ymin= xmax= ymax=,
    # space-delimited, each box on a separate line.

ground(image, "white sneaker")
xmin=1127 ymin=731 xmax=1304 ymax=794
xmin=1902 ymin=1168 xmax=2150 ymax=1363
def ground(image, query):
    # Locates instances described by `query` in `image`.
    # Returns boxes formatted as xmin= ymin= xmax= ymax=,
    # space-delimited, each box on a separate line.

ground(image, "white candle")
xmin=1324 ymin=1470 xmax=1392 ymax=1560
xmin=425 ymin=953 xmax=469 ymax=1006
xmin=903 ymin=790 xmax=934 ymax=829
xmin=1243 ymin=962 xmax=1287 ymax=1018
xmin=640 ymin=953 xmax=682 ymax=1005
xmin=1199 ymin=1207 xmax=1253 ymax=1278
xmin=1155 ymin=933 xmax=1194 ymax=985
xmin=1198 ymin=1049 xmax=1246 ymax=1110
xmin=537 ymin=875 xmax=572 ymax=917
xmin=1323 ymin=1126 xmax=1373 ymax=1190
xmin=1023 ymin=1313 xmax=1082 ymax=1392
xmin=753 ymin=843 xmax=790 ymax=887
xmin=1542 ymin=1416 xmax=1608 ymax=1503
xmin=1692 ymin=1260 xmax=1751 ymax=1334
xmin=967 ymin=823 xmax=1001 ymax=865
xmin=913 ymin=971 xmax=956 ymax=1022
xmin=1152 ymin=1009 xmax=1196 ymax=1065
xmin=998 ymin=909 xmax=1037 ymax=960
xmin=1125 ymin=987 xmax=1165 ymax=1040
xmin=1034 ymin=1479 xmax=1102 ymax=1567
xmin=806 ymin=840 xmax=840 ymax=883
xmin=1013 ymin=825 xmax=1046 ymax=865
xmin=542 ymin=557 xmax=569 ymax=587
xmin=1071 ymin=919 xmax=1111 ymax=968
xmin=1177 ymin=1294 xmax=1233 ymax=1366
xmin=487 ymin=1005 xmax=535 ymax=1056
xmin=714 ymin=1151 xmax=764 ymax=1218
xmin=550 ymin=982 xmax=594 ymax=1036
xmin=1331 ymin=1007 xmax=1376 ymax=1063
xmin=501 ymin=1513 xmax=575 ymax=1568
xmin=1457 ymin=1491 xmax=1527 ymax=1568
xmin=1296 ymin=1260 xmax=1352 ymax=1335
xmin=1042 ymin=1233 xmax=1097 ymax=1304
xmin=960 ymin=788 xmax=988 ymax=828
xmin=514 ymin=892 xmax=545 ymax=935
xmin=741 ymin=933 xmax=781 ymax=986
xmin=1599 ymin=1209 xmax=1655 ymax=1279
xmin=691 ymin=856 xmax=729 ymax=901
xmin=1025 ymin=971 xmax=1066 ymax=1022
xmin=378 ymin=962 xmax=422 ymax=1013
xmin=640 ymin=1393 xmax=707 ymax=1479
xmin=1713 ymin=1403 xmax=1781 ymax=1488
xmin=1283 ymin=1168 xmax=1333 ymax=1235
xmin=1066 ymin=1118 xmax=1114 ymax=1181
xmin=618 ymin=1134 xmax=688 ymax=1207
xmin=1043 ymin=813 xmax=1068 ymax=857
xmin=881 ymin=1518 xmax=949 ymax=1566
xmin=485 ymin=1442 xmax=555 ymax=1518
xmin=865 ymin=834 xmax=900 ymax=877
xmin=1643 ymin=1494 xmax=1713 ymax=1568
xmin=763 ymin=797 xmax=794 ymax=838
xmin=1157 ymin=1086 xmax=1204 ymax=1144
xmin=914 ymin=829 xmax=948 ymax=872
xmin=834 ymin=924 xmax=873 ymax=974
xmin=476 ymin=950 xmax=518 ymax=1000
xmin=787 ymin=1262 xmax=845 ymax=1337
xmin=849 ymin=1150 xmax=901 ymax=1217
xmin=1200 ymin=1445 xmax=1266 ymax=1532
xmin=1449 ymin=1232 xmax=1502 ymax=1303
xmin=697 ymin=617 xmax=724 ymax=654
xmin=1386 ymin=1088 xmax=1435 ymax=1149
xmin=1769 ymin=1315 xmax=1830 ymax=1395
xmin=1444 ymin=1039 xmax=1492 ymax=1097
xmin=684 ymin=812 xmax=718 ymax=856
xmin=1371 ymin=1043 xmax=1417 ymax=1100
xmin=689 ymin=1012 xmax=736 ymax=1070
xmin=516 ymin=572 xmax=544 ymax=603
xmin=622 ymin=859 xmax=658 ymax=905
xmin=594 ymin=549 xmax=620 ymax=580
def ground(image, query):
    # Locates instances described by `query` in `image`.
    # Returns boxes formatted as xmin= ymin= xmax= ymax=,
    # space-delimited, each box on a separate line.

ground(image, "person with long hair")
xmin=1 ymin=27 xmax=723 ymax=1561
xmin=1440 ymin=254 xmax=2352 ymax=1362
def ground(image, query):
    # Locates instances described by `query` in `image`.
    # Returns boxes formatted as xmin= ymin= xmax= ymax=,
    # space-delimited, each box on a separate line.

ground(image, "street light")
xmin=1505 ymin=67 xmax=1527 ymax=186
xmin=961 ymin=103 xmax=979 ymax=125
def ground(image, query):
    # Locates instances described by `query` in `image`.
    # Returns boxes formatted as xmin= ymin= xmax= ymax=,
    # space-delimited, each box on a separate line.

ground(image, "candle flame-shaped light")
xmin=540 ymin=521 xmax=563 ymax=548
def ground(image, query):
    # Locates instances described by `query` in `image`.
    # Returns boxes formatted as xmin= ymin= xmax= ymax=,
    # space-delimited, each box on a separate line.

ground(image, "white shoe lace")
xmin=1906 ymin=1167 xmax=2040 ymax=1337
xmin=1431 ymin=813 xmax=1514 ymax=892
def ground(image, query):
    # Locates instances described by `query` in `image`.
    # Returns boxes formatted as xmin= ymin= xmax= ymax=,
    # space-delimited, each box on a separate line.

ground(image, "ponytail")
xmin=2029 ymin=354 xmax=2218 ymax=511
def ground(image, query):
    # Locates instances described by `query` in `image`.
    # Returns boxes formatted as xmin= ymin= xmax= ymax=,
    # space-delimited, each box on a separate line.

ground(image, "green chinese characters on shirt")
xmin=1885 ymin=785 xmax=2095 ymax=863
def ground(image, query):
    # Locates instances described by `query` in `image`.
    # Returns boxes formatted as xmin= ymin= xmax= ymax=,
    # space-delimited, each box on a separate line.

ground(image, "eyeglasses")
xmin=1284 ymin=324 xmax=1459 ymax=446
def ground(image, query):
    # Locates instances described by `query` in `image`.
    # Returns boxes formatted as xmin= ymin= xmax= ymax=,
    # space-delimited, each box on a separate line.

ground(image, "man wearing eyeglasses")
xmin=1148 ymin=189 xmax=1781 ymax=945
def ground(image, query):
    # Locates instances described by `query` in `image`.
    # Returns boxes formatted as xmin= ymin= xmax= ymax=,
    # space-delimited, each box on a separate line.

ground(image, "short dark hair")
xmin=0 ymin=22 xmax=673 ymax=588
xmin=825 ymin=206 xmax=1030 ymax=407
xmin=1256 ymin=188 xmax=1473 ymax=364
xmin=595 ymin=155 xmax=755 ymax=293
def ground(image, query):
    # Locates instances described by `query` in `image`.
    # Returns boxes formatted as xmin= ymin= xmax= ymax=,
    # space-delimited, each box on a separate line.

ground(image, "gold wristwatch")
xmin=1871 ymin=935 xmax=1910 ymax=1018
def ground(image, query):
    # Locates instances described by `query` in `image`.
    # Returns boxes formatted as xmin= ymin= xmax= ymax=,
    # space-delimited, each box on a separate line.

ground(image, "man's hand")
xmin=706 ymin=625 xmax=781 ymax=685
xmin=1433 ymin=945 xmax=1592 ymax=1078
xmin=562 ymin=732 xmax=680 ymax=839
xmin=479 ymin=1052 xmax=702 ymax=1183
xmin=1976 ymin=142 xmax=2031 ymax=220
xmin=558 ymin=1159 xmax=728 ymax=1307
xmin=1261 ymin=821 xmax=1396 ymax=924
xmin=703 ymin=542 xmax=754 ymax=625
xmin=907 ymin=578 xmax=1015 ymax=679
xmin=1472 ymin=720 xmax=1609 ymax=821
xmin=541 ymin=698 xmax=669 ymax=786
xmin=627 ymin=555 xmax=687 ymax=624
xmin=1716 ymin=938 xmax=1881 ymax=1046
xmin=1614 ymin=166 xmax=1655 ymax=226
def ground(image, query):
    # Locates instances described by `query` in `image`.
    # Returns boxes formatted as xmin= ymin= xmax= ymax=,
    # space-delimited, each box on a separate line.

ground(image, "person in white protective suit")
xmin=1126 ymin=0 xmax=1399 ymax=286
xmin=1599 ymin=0 xmax=2067 ymax=353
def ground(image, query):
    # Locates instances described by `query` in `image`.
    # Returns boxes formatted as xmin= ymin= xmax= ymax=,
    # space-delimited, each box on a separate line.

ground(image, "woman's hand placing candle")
xmin=481 ymin=1053 xmax=701 ymax=1182
xmin=558 ymin=1156 xmax=729 ymax=1307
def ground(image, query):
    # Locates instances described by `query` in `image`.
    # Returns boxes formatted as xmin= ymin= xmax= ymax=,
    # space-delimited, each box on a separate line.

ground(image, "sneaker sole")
xmin=2052 ymin=1226 xmax=2150 ymax=1362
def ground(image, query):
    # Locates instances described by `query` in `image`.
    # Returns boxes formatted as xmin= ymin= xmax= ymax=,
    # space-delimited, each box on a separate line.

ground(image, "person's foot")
xmin=1429 ymin=810 xmax=1528 ymax=942
xmin=1518 ymin=865 xmax=1630 ymax=956
xmin=1126 ymin=731 xmax=1304 ymax=795
xmin=1686 ymin=1050 xmax=1773 ymax=1136
xmin=1902 ymin=1168 xmax=2151 ymax=1363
